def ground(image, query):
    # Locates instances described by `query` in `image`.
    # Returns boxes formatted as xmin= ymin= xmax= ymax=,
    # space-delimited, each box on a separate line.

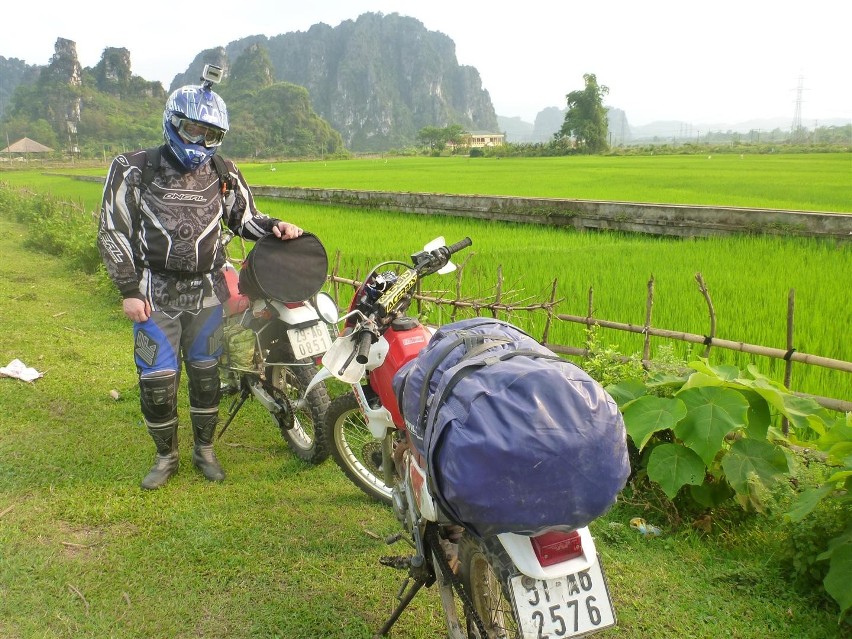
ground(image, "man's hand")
xmin=123 ymin=298 xmax=151 ymax=323
xmin=272 ymin=221 xmax=303 ymax=240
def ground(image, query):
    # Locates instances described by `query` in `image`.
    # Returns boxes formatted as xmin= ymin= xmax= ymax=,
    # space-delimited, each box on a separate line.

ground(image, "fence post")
xmin=695 ymin=273 xmax=717 ymax=358
xmin=491 ymin=265 xmax=504 ymax=319
xmin=782 ymin=289 xmax=796 ymax=436
xmin=584 ymin=286 xmax=595 ymax=356
xmin=451 ymin=262 xmax=462 ymax=322
xmin=542 ymin=278 xmax=558 ymax=344
xmin=643 ymin=276 xmax=654 ymax=366
xmin=332 ymin=250 xmax=342 ymax=305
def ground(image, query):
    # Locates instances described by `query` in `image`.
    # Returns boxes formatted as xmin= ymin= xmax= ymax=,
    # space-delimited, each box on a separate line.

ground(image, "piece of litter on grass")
xmin=109 ymin=389 xmax=121 ymax=400
xmin=0 ymin=358 xmax=43 ymax=382
xmin=630 ymin=517 xmax=662 ymax=537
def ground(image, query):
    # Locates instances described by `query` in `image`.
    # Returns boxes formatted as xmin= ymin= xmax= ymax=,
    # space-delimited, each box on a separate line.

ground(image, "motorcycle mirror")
xmin=422 ymin=236 xmax=457 ymax=275
xmin=314 ymin=292 xmax=339 ymax=324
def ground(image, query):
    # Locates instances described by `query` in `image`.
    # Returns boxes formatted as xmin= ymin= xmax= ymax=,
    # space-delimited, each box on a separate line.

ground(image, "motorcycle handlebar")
xmin=445 ymin=236 xmax=472 ymax=256
xmin=354 ymin=329 xmax=373 ymax=365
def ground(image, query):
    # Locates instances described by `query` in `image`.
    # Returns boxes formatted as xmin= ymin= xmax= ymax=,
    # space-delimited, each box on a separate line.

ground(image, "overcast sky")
xmin=2 ymin=0 xmax=849 ymax=127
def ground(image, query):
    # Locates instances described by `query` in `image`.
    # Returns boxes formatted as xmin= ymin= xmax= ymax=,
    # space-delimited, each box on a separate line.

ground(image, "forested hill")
xmin=170 ymin=12 xmax=499 ymax=152
xmin=0 ymin=56 xmax=39 ymax=120
xmin=0 ymin=38 xmax=344 ymax=159
xmin=1 ymin=13 xmax=497 ymax=154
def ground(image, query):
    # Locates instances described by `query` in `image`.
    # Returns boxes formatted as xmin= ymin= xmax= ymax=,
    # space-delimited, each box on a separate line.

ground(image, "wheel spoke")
xmin=461 ymin=537 xmax=519 ymax=639
xmin=267 ymin=363 xmax=329 ymax=463
xmin=326 ymin=394 xmax=395 ymax=503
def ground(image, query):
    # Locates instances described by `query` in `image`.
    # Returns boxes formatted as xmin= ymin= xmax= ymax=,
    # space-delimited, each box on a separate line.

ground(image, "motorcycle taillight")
xmin=531 ymin=530 xmax=583 ymax=567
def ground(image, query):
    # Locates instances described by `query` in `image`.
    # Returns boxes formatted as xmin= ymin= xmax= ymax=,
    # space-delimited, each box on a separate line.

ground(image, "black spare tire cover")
xmin=238 ymin=232 xmax=328 ymax=302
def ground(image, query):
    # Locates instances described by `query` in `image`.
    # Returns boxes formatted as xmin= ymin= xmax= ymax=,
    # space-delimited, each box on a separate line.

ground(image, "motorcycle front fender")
xmin=304 ymin=366 xmax=334 ymax=397
xmin=362 ymin=403 xmax=395 ymax=439
xmin=350 ymin=382 xmax=396 ymax=438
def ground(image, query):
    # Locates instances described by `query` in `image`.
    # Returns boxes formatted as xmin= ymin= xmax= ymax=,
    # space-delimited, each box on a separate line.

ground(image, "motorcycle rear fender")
xmin=267 ymin=300 xmax=319 ymax=328
xmin=497 ymin=527 xmax=598 ymax=581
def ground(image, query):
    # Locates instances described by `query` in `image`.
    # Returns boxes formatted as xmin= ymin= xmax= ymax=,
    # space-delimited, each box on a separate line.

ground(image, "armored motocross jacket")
xmin=97 ymin=146 xmax=279 ymax=311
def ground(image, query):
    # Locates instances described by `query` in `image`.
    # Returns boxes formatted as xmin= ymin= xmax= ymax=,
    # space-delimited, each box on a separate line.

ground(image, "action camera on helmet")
xmin=201 ymin=64 xmax=224 ymax=86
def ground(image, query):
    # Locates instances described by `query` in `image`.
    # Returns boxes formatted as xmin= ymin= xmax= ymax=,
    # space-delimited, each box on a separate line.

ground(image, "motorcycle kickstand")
xmin=373 ymin=576 xmax=428 ymax=639
xmin=217 ymin=385 xmax=251 ymax=440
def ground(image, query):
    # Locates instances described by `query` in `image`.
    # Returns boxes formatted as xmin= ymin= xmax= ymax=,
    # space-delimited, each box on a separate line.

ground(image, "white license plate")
xmin=287 ymin=323 xmax=332 ymax=359
xmin=510 ymin=558 xmax=615 ymax=638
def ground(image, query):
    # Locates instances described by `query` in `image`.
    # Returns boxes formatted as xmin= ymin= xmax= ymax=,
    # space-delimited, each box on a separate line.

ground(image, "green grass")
xmin=0 ymin=217 xmax=847 ymax=638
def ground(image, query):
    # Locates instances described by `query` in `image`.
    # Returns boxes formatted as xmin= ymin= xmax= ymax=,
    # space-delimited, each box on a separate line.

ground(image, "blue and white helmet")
xmin=163 ymin=85 xmax=229 ymax=170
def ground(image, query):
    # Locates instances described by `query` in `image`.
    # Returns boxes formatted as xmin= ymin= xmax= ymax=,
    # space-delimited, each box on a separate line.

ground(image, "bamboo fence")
xmin=325 ymin=252 xmax=851 ymax=414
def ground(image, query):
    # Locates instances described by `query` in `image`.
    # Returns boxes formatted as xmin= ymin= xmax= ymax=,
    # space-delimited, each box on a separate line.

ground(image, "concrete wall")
xmin=251 ymin=186 xmax=852 ymax=240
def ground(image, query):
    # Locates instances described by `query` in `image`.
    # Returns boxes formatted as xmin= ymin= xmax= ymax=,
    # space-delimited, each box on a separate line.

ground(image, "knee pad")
xmin=187 ymin=360 xmax=221 ymax=409
xmin=139 ymin=371 xmax=178 ymax=423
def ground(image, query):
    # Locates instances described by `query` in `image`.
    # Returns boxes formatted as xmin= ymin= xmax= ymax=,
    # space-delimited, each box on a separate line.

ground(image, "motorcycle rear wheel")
xmin=458 ymin=533 xmax=520 ymax=638
xmin=325 ymin=392 xmax=397 ymax=504
xmin=266 ymin=362 xmax=330 ymax=464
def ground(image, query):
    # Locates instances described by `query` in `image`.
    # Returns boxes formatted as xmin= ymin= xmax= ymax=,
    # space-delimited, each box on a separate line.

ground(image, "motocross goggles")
xmin=170 ymin=115 xmax=226 ymax=148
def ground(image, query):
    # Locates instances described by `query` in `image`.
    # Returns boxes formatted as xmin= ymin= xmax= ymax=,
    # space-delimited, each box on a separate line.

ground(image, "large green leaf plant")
xmin=785 ymin=411 xmax=852 ymax=619
xmin=608 ymin=360 xmax=850 ymax=617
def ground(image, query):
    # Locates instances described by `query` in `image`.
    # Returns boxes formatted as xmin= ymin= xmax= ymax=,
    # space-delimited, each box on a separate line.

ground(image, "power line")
xmin=791 ymin=74 xmax=805 ymax=142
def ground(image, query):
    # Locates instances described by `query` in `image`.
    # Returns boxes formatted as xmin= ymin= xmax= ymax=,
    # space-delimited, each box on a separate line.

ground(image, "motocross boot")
xmin=141 ymin=419 xmax=179 ymax=490
xmin=190 ymin=410 xmax=225 ymax=482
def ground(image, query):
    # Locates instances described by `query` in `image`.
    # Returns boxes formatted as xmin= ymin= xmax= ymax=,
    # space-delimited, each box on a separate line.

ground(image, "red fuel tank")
xmin=369 ymin=319 xmax=432 ymax=427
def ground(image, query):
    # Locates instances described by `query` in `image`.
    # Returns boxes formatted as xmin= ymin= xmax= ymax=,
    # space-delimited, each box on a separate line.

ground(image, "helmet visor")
xmin=170 ymin=115 xmax=226 ymax=148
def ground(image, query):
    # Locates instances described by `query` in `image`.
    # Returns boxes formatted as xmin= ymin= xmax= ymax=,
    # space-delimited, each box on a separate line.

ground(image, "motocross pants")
xmin=133 ymin=306 xmax=225 ymax=482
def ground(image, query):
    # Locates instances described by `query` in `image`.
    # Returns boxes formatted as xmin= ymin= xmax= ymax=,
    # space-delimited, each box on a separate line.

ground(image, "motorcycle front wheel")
xmin=266 ymin=362 xmax=330 ymax=464
xmin=325 ymin=392 xmax=397 ymax=505
xmin=458 ymin=533 xmax=520 ymax=638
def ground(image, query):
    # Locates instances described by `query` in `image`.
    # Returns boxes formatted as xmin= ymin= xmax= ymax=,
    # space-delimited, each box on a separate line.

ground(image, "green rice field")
xmin=1 ymin=154 xmax=850 ymax=403
xmin=238 ymin=153 xmax=852 ymax=213
xmin=9 ymin=152 xmax=851 ymax=212
xmin=256 ymin=201 xmax=852 ymax=404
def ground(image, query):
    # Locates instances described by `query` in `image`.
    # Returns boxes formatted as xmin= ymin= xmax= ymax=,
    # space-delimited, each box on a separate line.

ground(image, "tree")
xmin=444 ymin=124 xmax=465 ymax=147
xmin=416 ymin=124 xmax=466 ymax=152
xmin=557 ymin=73 xmax=610 ymax=154
xmin=416 ymin=126 xmax=444 ymax=150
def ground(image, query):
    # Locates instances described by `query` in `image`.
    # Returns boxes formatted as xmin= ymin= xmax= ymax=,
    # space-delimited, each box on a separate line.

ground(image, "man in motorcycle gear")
xmin=98 ymin=80 xmax=303 ymax=490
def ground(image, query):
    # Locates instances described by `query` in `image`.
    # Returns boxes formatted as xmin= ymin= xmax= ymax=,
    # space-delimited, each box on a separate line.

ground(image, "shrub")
xmin=0 ymin=184 xmax=101 ymax=274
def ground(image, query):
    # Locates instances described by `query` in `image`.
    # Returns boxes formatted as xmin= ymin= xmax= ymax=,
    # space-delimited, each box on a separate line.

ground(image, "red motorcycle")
xmin=309 ymin=237 xmax=630 ymax=638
